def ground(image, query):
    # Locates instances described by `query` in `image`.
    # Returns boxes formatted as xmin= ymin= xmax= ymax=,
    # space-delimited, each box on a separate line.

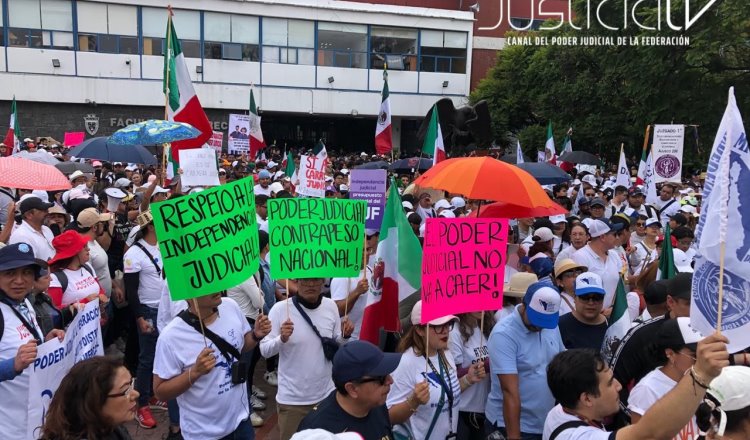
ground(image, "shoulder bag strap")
xmin=549 ymin=420 xmax=589 ymax=440
xmin=0 ymin=295 xmax=42 ymax=343
xmin=177 ymin=310 xmax=240 ymax=363
xmin=291 ymin=296 xmax=325 ymax=342
xmin=134 ymin=242 xmax=163 ymax=278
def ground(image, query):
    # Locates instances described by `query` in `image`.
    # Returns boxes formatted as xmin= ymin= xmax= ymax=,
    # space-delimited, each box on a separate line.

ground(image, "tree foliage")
xmin=470 ymin=0 xmax=750 ymax=169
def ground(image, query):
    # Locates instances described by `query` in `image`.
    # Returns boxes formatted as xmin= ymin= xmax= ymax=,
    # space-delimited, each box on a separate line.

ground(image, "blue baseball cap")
xmin=522 ymin=282 xmax=561 ymax=329
xmin=332 ymin=340 xmax=401 ymax=384
xmin=258 ymin=169 xmax=271 ymax=179
xmin=0 ymin=242 xmax=48 ymax=276
xmin=574 ymin=272 xmax=606 ymax=296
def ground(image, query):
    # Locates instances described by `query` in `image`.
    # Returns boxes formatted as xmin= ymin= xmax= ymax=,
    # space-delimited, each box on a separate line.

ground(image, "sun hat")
xmin=503 ymin=272 xmax=538 ymax=298
xmin=574 ymin=272 xmax=606 ymax=296
xmin=48 ymin=230 xmax=91 ymax=265
xmin=77 ymin=208 xmax=112 ymax=228
xmin=553 ymin=258 xmax=588 ymax=279
xmin=48 ymin=204 xmax=68 ymax=216
xmin=410 ymin=300 xmax=457 ymax=326
xmin=68 ymin=170 xmax=86 ymax=182
xmin=522 ymin=282 xmax=561 ymax=329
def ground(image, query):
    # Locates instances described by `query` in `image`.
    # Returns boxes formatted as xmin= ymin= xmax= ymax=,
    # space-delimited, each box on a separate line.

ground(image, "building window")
xmin=77 ymin=2 xmax=137 ymax=54
xmin=8 ymin=0 xmax=74 ymax=50
xmin=204 ymin=12 xmax=259 ymax=61
xmin=317 ymin=22 xmax=367 ymax=69
xmin=142 ymin=7 xmax=200 ymax=58
xmin=262 ymin=18 xmax=314 ymax=65
xmin=420 ymin=30 xmax=467 ymax=74
xmin=509 ymin=17 xmax=545 ymax=31
xmin=370 ymin=26 xmax=417 ymax=71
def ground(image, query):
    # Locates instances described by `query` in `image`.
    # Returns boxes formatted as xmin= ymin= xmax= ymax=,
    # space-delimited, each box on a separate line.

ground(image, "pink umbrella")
xmin=0 ymin=157 xmax=72 ymax=190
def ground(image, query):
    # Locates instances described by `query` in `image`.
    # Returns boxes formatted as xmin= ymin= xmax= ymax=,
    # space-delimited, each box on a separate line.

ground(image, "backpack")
xmin=53 ymin=264 xmax=96 ymax=293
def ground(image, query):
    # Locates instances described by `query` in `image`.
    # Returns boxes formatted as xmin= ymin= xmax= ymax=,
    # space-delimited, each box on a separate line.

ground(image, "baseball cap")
xmin=503 ymin=272 xmax=538 ymax=298
xmin=450 ymin=197 xmax=466 ymax=209
xmin=578 ymin=197 xmax=591 ymax=206
xmin=77 ymin=208 xmax=111 ymax=228
xmin=0 ymin=242 xmax=48 ymax=274
xmin=707 ymin=366 xmax=750 ymax=413
xmin=532 ymin=227 xmax=554 ymax=242
xmin=643 ymin=279 xmax=670 ymax=305
xmin=575 ymin=272 xmax=606 ymax=296
xmin=410 ymin=300 xmax=457 ymax=326
xmin=628 ymin=186 xmax=645 ymax=197
xmin=269 ymin=182 xmax=284 ymax=194
xmin=582 ymin=175 xmax=597 ymax=187
xmin=522 ymin=283 xmax=561 ymax=329
xmin=365 ymin=229 xmax=379 ymax=238
xmin=91 ymin=160 xmax=103 ymax=167
xmin=19 ymin=196 xmax=54 ymax=214
xmin=341 ymin=168 xmax=349 ymax=175
xmin=679 ymin=204 xmax=699 ymax=217
xmin=258 ymin=170 xmax=271 ymax=179
xmin=588 ymin=218 xmax=624 ymax=238
xmin=332 ymin=340 xmax=401 ymax=384
xmin=434 ymin=199 xmax=452 ymax=211
xmin=402 ymin=201 xmax=414 ymax=210
xmin=151 ymin=186 xmax=169 ymax=196
xmin=549 ymin=214 xmax=567 ymax=224
xmin=590 ymin=197 xmax=606 ymax=208
xmin=667 ymin=272 xmax=692 ymax=300
xmin=48 ymin=204 xmax=67 ymax=216
xmin=528 ymin=254 xmax=554 ymax=278
xmin=114 ymin=178 xmax=131 ymax=189
xmin=657 ymin=317 xmax=702 ymax=351
xmin=291 ymin=430 xmax=363 ymax=440
xmin=644 ymin=217 xmax=661 ymax=228
xmin=673 ymin=249 xmax=693 ymax=273
xmin=267 ymin=161 xmax=278 ymax=168
xmin=339 ymin=184 xmax=349 ymax=193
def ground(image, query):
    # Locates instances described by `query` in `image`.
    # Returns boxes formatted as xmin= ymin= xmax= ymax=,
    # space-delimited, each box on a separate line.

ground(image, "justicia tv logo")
xmin=479 ymin=0 xmax=718 ymax=32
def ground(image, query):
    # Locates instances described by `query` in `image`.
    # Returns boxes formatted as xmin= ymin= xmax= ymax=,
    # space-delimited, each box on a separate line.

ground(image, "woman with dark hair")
xmin=695 ymin=366 xmax=750 ymax=440
xmin=40 ymin=356 xmax=137 ymax=440
xmin=449 ymin=312 xmax=493 ymax=439
xmin=556 ymin=223 xmax=590 ymax=261
xmin=47 ymin=230 xmax=106 ymax=310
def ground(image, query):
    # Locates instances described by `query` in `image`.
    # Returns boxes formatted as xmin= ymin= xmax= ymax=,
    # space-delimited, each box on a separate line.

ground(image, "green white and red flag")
xmin=3 ymin=97 xmax=21 ymax=156
xmin=374 ymin=68 xmax=392 ymax=155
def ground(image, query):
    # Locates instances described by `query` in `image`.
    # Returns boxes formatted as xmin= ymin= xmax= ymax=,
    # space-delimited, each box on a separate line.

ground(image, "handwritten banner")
xmin=152 ymin=177 xmax=259 ymax=299
xmin=208 ymin=131 xmax=224 ymax=156
xmin=349 ymin=169 xmax=387 ymax=230
xmin=297 ymin=154 xmax=327 ymax=198
xmin=268 ymin=198 xmax=367 ymax=279
xmin=27 ymin=300 xmax=104 ymax=440
xmin=179 ymin=148 xmax=220 ymax=187
xmin=652 ymin=124 xmax=685 ymax=183
xmin=421 ymin=218 xmax=509 ymax=323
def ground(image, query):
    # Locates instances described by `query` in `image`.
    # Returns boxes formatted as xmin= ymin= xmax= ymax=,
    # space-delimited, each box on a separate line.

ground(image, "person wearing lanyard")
xmin=387 ymin=301 xmax=486 ymax=440
xmin=0 ymin=243 xmax=65 ymax=439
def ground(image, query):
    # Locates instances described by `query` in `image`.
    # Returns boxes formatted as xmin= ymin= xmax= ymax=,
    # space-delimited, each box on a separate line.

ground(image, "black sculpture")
xmin=416 ymin=98 xmax=493 ymax=157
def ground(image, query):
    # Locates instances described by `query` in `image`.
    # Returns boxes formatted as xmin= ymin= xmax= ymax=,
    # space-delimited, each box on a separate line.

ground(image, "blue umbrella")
xmin=108 ymin=119 xmax=200 ymax=145
xmin=514 ymin=162 xmax=572 ymax=185
xmin=68 ymin=137 xmax=157 ymax=165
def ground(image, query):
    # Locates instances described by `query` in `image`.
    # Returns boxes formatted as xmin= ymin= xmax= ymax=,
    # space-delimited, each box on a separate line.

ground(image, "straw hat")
xmin=503 ymin=272 xmax=538 ymax=298
xmin=553 ymin=258 xmax=588 ymax=279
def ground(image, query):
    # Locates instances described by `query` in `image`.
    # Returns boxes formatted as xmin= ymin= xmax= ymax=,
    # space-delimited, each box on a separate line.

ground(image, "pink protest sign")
xmin=421 ymin=217 xmax=509 ymax=324
xmin=63 ymin=132 xmax=85 ymax=146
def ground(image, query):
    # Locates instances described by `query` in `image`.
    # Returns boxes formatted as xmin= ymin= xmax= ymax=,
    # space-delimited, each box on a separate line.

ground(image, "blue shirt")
xmin=486 ymin=304 xmax=565 ymax=434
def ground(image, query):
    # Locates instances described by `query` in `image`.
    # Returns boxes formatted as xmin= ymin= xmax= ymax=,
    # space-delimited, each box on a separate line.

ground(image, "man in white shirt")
xmin=256 ymin=194 xmax=269 ymax=233
xmin=655 ymin=183 xmax=680 ymax=226
xmin=9 ymin=196 xmax=56 ymax=262
xmin=572 ymin=219 xmax=625 ymax=308
xmin=260 ymin=277 xmax=354 ymax=440
xmin=254 ymin=170 xmax=273 ymax=196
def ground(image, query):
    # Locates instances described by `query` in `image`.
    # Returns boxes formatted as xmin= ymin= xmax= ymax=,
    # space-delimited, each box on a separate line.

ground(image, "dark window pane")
xmin=420 ymin=56 xmax=436 ymax=72
xmin=436 ymin=57 xmax=451 ymax=73
xmin=99 ymin=35 xmax=117 ymax=54
xmin=204 ymin=41 xmax=221 ymax=59
xmin=451 ymin=57 xmax=466 ymax=74
xmin=78 ymin=33 xmax=96 ymax=52
xmin=222 ymin=43 xmax=242 ymax=60
xmin=143 ymin=37 xmax=163 ymax=56
xmin=242 ymin=44 xmax=259 ymax=61
xmin=120 ymin=36 xmax=138 ymax=54
xmin=8 ymin=28 xmax=28 ymax=47
xmin=182 ymin=40 xmax=201 ymax=58
xmin=29 ymin=30 xmax=43 ymax=48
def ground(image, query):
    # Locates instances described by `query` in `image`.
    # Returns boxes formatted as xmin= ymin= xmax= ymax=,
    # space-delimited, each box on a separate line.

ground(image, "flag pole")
xmin=425 ymin=323 xmax=430 ymax=373
xmin=641 ymin=125 xmax=651 ymax=159
xmin=286 ymin=279 xmax=290 ymax=320
xmin=191 ymin=298 xmax=208 ymax=347
xmin=162 ymin=6 xmax=174 ymax=187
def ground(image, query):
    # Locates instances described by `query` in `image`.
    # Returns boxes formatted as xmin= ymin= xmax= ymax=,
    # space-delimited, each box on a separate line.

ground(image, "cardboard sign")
xmin=63 ymin=131 xmax=85 ymax=146
xmin=652 ymin=124 xmax=685 ymax=183
xmin=228 ymin=114 xmax=250 ymax=154
xmin=349 ymin=169 xmax=387 ymax=230
xmin=421 ymin=218 xmax=509 ymax=323
xmin=268 ymin=198 xmax=367 ymax=279
xmin=152 ymin=177 xmax=259 ymax=299
xmin=27 ymin=300 xmax=104 ymax=440
xmin=208 ymin=131 xmax=224 ymax=155
xmin=179 ymin=148 xmax=220 ymax=187
xmin=297 ymin=153 xmax=327 ymax=198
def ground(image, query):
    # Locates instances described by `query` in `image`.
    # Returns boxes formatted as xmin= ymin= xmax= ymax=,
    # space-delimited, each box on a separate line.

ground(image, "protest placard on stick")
xmin=349 ymin=169 xmax=387 ymax=230
xmin=179 ymin=148 xmax=220 ymax=187
xmin=268 ymin=198 xmax=367 ymax=279
xmin=152 ymin=177 xmax=259 ymax=299
xmin=421 ymin=218 xmax=509 ymax=323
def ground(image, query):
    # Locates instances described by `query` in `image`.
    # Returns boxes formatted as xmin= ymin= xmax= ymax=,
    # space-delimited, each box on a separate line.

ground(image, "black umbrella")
xmin=389 ymin=157 xmax=432 ymax=173
xmin=558 ymin=151 xmax=601 ymax=165
xmin=500 ymin=152 xmax=531 ymax=164
xmin=55 ymin=161 xmax=95 ymax=175
xmin=68 ymin=137 xmax=157 ymax=165
xmin=514 ymin=162 xmax=572 ymax=185
xmin=355 ymin=161 xmax=389 ymax=170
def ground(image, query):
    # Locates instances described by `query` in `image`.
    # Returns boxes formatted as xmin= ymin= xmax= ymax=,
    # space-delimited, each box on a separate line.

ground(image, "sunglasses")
xmin=354 ymin=375 xmax=388 ymax=386
xmin=636 ymin=222 xmax=645 ymax=227
xmin=577 ymin=295 xmax=604 ymax=303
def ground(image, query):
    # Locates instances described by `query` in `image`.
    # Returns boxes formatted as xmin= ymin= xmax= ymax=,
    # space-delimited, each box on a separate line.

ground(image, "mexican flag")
xmin=558 ymin=127 xmax=575 ymax=172
xmin=544 ymin=121 xmax=556 ymax=163
xmin=421 ymin=105 xmax=445 ymax=166
xmin=636 ymin=147 xmax=648 ymax=185
xmin=657 ymin=223 xmax=677 ymax=280
xmin=3 ymin=97 xmax=21 ymax=156
xmin=283 ymin=150 xmax=294 ymax=177
xmin=601 ymin=277 xmax=630 ymax=362
xmin=249 ymin=89 xmax=265 ymax=159
xmin=359 ymin=181 xmax=422 ymax=344
xmin=164 ymin=11 xmax=211 ymax=162
xmin=374 ymin=68 xmax=392 ymax=155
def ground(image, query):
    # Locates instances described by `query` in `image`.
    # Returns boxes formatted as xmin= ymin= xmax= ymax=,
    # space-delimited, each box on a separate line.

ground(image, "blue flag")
xmin=691 ymin=87 xmax=750 ymax=353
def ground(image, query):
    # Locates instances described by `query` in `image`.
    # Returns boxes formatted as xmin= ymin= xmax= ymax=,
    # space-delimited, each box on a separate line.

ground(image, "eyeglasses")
xmin=107 ymin=377 xmax=136 ymax=399
xmin=577 ymin=295 xmax=604 ymax=303
xmin=353 ymin=375 xmax=388 ymax=386
xmin=676 ymin=351 xmax=697 ymax=362
xmin=429 ymin=321 xmax=455 ymax=333
xmin=562 ymin=270 xmax=582 ymax=278
xmin=636 ymin=222 xmax=645 ymax=227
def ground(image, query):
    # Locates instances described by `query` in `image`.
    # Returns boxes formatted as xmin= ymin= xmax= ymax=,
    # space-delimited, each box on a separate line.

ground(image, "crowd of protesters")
xmin=0 ymin=137 xmax=748 ymax=440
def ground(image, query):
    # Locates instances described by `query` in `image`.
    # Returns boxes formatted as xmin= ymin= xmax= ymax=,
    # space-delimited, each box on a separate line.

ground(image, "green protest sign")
xmin=151 ymin=177 xmax=259 ymax=300
xmin=268 ymin=198 xmax=367 ymax=279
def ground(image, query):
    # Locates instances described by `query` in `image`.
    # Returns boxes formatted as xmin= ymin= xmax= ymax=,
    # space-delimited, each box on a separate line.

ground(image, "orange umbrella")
xmin=414 ymin=157 xmax=552 ymax=207
xmin=466 ymin=201 xmax=567 ymax=218
xmin=0 ymin=157 xmax=72 ymax=191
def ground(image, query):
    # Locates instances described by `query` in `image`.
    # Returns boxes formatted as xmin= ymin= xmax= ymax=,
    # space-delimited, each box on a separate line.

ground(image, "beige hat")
xmin=136 ymin=210 xmax=154 ymax=227
xmin=553 ymin=258 xmax=588 ymax=279
xmin=48 ymin=204 xmax=68 ymax=216
xmin=77 ymin=208 xmax=111 ymax=228
xmin=503 ymin=272 xmax=538 ymax=298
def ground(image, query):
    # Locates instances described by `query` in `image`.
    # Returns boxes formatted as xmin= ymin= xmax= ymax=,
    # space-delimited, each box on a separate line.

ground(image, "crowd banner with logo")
xmin=179 ymin=148 xmax=220 ymax=187
xmin=227 ymin=113 xmax=250 ymax=155
xmin=349 ymin=169 xmax=387 ymax=230
xmin=27 ymin=300 xmax=104 ymax=440
xmin=297 ymin=154 xmax=327 ymax=198
xmin=151 ymin=177 xmax=259 ymax=300
xmin=63 ymin=131 xmax=85 ymax=147
xmin=208 ymin=131 xmax=224 ymax=156
xmin=421 ymin=218 xmax=509 ymax=323
xmin=652 ymin=124 xmax=685 ymax=183
xmin=267 ymin=198 xmax=367 ymax=279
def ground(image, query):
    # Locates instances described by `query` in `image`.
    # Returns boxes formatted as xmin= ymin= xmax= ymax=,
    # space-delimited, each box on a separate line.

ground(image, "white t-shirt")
xmin=253 ymin=184 xmax=272 ymax=196
xmin=50 ymin=263 xmax=101 ymax=307
xmin=329 ymin=267 xmax=372 ymax=341
xmin=8 ymin=221 xmax=56 ymax=262
xmin=260 ymin=297 xmax=341 ymax=405
xmin=256 ymin=213 xmax=268 ymax=233
xmin=156 ymin=284 xmax=187 ymax=333
xmin=559 ymin=292 xmax=576 ymax=316
xmin=628 ymin=368 xmax=699 ymax=440
xmin=0 ymin=300 xmax=45 ymax=440
xmin=543 ymin=404 xmax=613 ymax=440
xmin=387 ymin=348 xmax=461 ymax=439
xmin=572 ymin=245 xmax=623 ymax=308
xmin=88 ymin=239 xmax=111 ymax=296
xmin=123 ymin=240 xmax=164 ymax=306
xmin=227 ymin=275 xmax=264 ymax=321
xmin=629 ymin=242 xmax=659 ymax=276
xmin=153 ymin=298 xmax=251 ymax=440
xmin=449 ymin=325 xmax=490 ymax=413
xmin=557 ymin=244 xmax=583 ymax=263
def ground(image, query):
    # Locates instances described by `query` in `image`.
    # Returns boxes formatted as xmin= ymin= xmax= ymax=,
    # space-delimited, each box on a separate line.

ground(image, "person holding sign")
xmin=260 ymin=277 xmax=354 ymax=440
xmin=387 ymin=301 xmax=487 ymax=440
xmin=153 ymin=291 xmax=272 ymax=440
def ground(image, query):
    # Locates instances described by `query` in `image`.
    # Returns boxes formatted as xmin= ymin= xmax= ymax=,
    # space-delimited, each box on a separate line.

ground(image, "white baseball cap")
xmin=532 ymin=227 xmax=554 ymax=242
xmin=522 ymin=283 xmax=561 ymax=329
xmin=574 ymin=272 xmax=606 ymax=296
xmin=402 ymin=201 xmax=414 ymax=210
xmin=434 ymin=199 xmax=452 ymax=211
xmin=549 ymin=214 xmax=567 ymax=224
xmin=269 ymin=181 xmax=284 ymax=194
xmin=439 ymin=209 xmax=456 ymax=218
xmin=588 ymin=219 xmax=624 ymax=238
xmin=673 ymin=249 xmax=694 ymax=273
xmin=410 ymin=300 xmax=457 ymax=326
xmin=644 ymin=217 xmax=661 ymax=228
xmin=450 ymin=196 xmax=466 ymax=209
